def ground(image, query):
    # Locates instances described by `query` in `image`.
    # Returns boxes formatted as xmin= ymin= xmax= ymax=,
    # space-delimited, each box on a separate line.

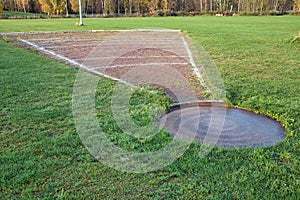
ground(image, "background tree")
xmin=70 ymin=0 xmax=78 ymax=13
xmin=1 ymin=0 xmax=299 ymax=15
xmin=293 ymin=0 xmax=300 ymax=11
xmin=0 ymin=0 xmax=3 ymax=14
xmin=38 ymin=0 xmax=66 ymax=14
xmin=3 ymin=0 xmax=28 ymax=12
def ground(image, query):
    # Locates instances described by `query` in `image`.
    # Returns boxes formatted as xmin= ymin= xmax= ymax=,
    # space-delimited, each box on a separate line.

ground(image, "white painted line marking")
xmin=20 ymin=39 xmax=133 ymax=86
xmin=77 ymin=55 xmax=190 ymax=61
xmin=91 ymin=29 xmax=181 ymax=33
xmin=1 ymin=29 xmax=181 ymax=37
xmin=92 ymin=62 xmax=189 ymax=69
xmin=181 ymin=35 xmax=211 ymax=93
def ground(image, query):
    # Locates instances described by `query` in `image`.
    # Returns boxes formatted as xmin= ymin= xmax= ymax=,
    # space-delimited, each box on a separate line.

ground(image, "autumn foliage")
xmin=1 ymin=0 xmax=300 ymax=15
xmin=0 ymin=0 xmax=3 ymax=14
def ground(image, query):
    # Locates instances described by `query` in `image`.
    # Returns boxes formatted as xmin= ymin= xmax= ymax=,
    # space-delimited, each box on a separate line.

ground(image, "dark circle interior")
xmin=159 ymin=104 xmax=285 ymax=148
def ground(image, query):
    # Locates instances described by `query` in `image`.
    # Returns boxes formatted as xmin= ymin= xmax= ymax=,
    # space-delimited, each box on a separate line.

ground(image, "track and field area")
xmin=5 ymin=30 xmax=285 ymax=149
xmin=1 ymin=16 xmax=299 ymax=199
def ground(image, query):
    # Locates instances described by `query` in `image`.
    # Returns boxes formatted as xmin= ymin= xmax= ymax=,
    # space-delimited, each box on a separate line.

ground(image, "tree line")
xmin=1 ymin=0 xmax=300 ymax=15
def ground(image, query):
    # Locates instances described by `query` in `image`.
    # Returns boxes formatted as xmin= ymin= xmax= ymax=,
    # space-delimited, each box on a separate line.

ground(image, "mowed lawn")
xmin=1 ymin=16 xmax=300 ymax=199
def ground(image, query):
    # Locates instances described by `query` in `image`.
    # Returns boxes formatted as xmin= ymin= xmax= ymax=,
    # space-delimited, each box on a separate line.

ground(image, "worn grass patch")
xmin=1 ymin=16 xmax=300 ymax=199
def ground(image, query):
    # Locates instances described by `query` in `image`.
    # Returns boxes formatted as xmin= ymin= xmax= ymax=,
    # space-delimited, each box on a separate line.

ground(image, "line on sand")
xmin=20 ymin=39 xmax=133 ymax=86
xmin=1 ymin=29 xmax=181 ymax=36
xmin=92 ymin=62 xmax=189 ymax=69
xmin=77 ymin=55 xmax=190 ymax=61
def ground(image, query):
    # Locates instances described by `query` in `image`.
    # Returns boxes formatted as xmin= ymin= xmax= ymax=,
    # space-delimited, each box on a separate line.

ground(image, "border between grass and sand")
xmin=170 ymin=100 xmax=226 ymax=110
xmin=181 ymin=35 xmax=211 ymax=94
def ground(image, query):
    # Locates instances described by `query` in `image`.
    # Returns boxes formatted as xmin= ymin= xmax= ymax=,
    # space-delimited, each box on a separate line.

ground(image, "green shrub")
xmin=155 ymin=10 xmax=165 ymax=17
xmin=177 ymin=11 xmax=188 ymax=16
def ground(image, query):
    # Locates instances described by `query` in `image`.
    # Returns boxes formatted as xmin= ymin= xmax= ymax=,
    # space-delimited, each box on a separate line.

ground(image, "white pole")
xmin=79 ymin=0 xmax=83 ymax=26
xmin=65 ymin=0 xmax=69 ymax=16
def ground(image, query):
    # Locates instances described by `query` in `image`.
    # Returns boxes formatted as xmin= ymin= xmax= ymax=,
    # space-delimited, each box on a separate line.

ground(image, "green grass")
xmin=2 ymin=11 xmax=43 ymax=16
xmin=0 ymin=11 xmax=47 ymax=19
xmin=0 ymin=15 xmax=298 ymax=33
xmin=1 ymin=16 xmax=300 ymax=199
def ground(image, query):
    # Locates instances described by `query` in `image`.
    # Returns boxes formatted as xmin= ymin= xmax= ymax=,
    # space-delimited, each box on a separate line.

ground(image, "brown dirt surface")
xmin=4 ymin=30 xmax=207 ymax=100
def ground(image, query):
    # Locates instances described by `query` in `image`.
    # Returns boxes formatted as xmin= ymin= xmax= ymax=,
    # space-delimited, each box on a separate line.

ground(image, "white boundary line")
xmin=20 ymin=39 xmax=133 ymax=86
xmin=92 ymin=29 xmax=181 ymax=33
xmin=92 ymin=62 xmax=189 ymax=69
xmin=1 ymin=29 xmax=181 ymax=36
xmin=181 ymin=35 xmax=211 ymax=94
xmin=170 ymin=100 xmax=225 ymax=107
xmin=77 ymin=55 xmax=190 ymax=61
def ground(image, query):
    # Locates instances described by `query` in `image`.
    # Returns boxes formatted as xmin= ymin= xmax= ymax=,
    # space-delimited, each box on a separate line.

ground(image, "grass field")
xmin=1 ymin=16 xmax=300 ymax=199
xmin=1 ymin=11 xmax=47 ymax=16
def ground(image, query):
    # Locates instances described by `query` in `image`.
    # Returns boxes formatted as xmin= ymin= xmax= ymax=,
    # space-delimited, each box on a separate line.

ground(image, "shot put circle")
xmin=159 ymin=103 xmax=285 ymax=148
